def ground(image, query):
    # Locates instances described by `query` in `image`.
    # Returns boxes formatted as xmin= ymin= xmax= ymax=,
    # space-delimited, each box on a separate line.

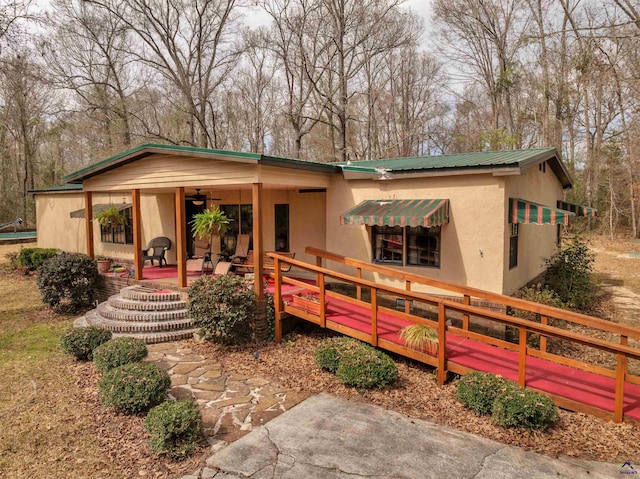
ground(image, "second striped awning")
xmin=340 ymin=199 xmax=449 ymax=227
xmin=557 ymin=200 xmax=597 ymax=217
xmin=509 ymin=198 xmax=575 ymax=225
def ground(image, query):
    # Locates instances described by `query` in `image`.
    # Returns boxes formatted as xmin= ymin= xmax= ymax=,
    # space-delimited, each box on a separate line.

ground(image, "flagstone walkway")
xmin=145 ymin=341 xmax=309 ymax=451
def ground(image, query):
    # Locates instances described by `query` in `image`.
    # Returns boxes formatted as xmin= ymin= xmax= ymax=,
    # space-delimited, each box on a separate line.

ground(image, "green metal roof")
xmin=339 ymin=148 xmax=572 ymax=188
xmin=340 ymin=148 xmax=556 ymax=171
xmin=63 ymin=143 xmax=338 ymax=183
xmin=29 ymin=184 xmax=83 ymax=193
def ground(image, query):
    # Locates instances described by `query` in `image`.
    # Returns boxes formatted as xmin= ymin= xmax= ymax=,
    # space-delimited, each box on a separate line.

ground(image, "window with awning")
xmin=509 ymin=198 xmax=575 ymax=225
xmin=69 ymin=203 xmax=132 ymax=219
xmin=340 ymin=199 xmax=449 ymax=227
xmin=557 ymin=201 xmax=597 ymax=217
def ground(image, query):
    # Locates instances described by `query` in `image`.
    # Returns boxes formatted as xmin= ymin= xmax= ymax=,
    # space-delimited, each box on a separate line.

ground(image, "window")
xmin=220 ymin=204 xmax=253 ymax=253
xmin=372 ymin=225 xmax=441 ymax=268
xmin=275 ymin=204 xmax=289 ymax=252
xmin=407 ymin=226 xmax=441 ymax=267
xmin=100 ymin=207 xmax=133 ymax=245
xmin=509 ymin=223 xmax=518 ymax=269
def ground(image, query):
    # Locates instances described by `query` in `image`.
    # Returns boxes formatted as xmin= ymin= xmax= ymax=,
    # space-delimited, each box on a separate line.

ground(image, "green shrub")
xmin=188 ymin=274 xmax=257 ymax=345
xmin=315 ymin=337 xmax=365 ymax=373
xmin=99 ymin=362 xmax=170 ymax=415
xmin=36 ymin=252 xmax=99 ymax=313
xmin=144 ymin=400 xmax=202 ymax=459
xmin=17 ymin=247 xmax=58 ymax=271
xmin=335 ymin=344 xmax=398 ymax=389
xmin=60 ymin=327 xmax=112 ymax=361
xmin=93 ymin=337 xmax=148 ymax=373
xmin=492 ymin=388 xmax=559 ymax=430
xmin=457 ymin=372 xmax=517 ymax=416
xmin=544 ymin=236 xmax=596 ymax=311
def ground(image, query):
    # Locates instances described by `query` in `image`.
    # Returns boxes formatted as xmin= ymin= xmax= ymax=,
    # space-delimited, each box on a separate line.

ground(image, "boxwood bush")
xmin=144 ymin=400 xmax=202 ymax=459
xmin=37 ymin=252 xmax=99 ymax=313
xmin=457 ymin=372 xmax=517 ymax=416
xmin=17 ymin=247 xmax=58 ymax=271
xmin=93 ymin=337 xmax=148 ymax=373
xmin=492 ymin=388 xmax=559 ymax=430
xmin=60 ymin=327 xmax=112 ymax=361
xmin=315 ymin=337 xmax=366 ymax=373
xmin=99 ymin=362 xmax=170 ymax=415
xmin=335 ymin=344 xmax=398 ymax=389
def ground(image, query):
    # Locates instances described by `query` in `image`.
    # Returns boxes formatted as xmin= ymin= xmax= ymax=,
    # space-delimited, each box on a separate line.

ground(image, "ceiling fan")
xmin=185 ymin=188 xmax=221 ymax=206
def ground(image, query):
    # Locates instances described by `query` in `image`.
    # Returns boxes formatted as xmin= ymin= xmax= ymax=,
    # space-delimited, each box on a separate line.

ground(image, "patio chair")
xmin=142 ymin=236 xmax=171 ymax=267
xmin=213 ymin=260 xmax=233 ymax=276
xmin=223 ymin=234 xmax=250 ymax=264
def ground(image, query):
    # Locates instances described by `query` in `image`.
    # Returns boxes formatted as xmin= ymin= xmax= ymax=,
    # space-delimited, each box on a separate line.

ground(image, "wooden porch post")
xmin=175 ymin=187 xmax=187 ymax=288
xmin=132 ymin=189 xmax=143 ymax=280
xmin=84 ymin=191 xmax=94 ymax=259
xmin=252 ymin=183 xmax=267 ymax=342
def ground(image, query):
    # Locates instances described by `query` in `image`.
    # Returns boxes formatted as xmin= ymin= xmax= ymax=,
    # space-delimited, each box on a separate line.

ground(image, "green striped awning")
xmin=509 ymin=198 xmax=575 ymax=225
xmin=340 ymin=199 xmax=449 ymax=227
xmin=557 ymin=201 xmax=597 ymax=217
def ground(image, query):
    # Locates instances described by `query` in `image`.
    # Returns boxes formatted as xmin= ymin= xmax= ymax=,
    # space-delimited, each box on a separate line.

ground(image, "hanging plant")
xmin=95 ymin=205 xmax=126 ymax=227
xmin=191 ymin=207 xmax=230 ymax=256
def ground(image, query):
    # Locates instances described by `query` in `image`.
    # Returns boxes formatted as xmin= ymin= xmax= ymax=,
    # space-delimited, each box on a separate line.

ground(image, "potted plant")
xmin=95 ymin=205 xmax=126 ymax=228
xmin=292 ymin=293 xmax=328 ymax=316
xmin=399 ymin=324 xmax=438 ymax=356
xmin=96 ymin=255 xmax=112 ymax=273
xmin=191 ymin=207 xmax=230 ymax=259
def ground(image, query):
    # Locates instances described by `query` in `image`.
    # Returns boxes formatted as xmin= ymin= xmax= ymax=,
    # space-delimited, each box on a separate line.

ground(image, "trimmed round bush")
xmin=17 ymin=247 xmax=58 ymax=271
xmin=60 ymin=327 xmax=112 ymax=361
xmin=335 ymin=345 xmax=398 ymax=389
xmin=37 ymin=252 xmax=99 ymax=313
xmin=144 ymin=400 xmax=202 ymax=459
xmin=99 ymin=362 xmax=170 ymax=415
xmin=315 ymin=337 xmax=365 ymax=373
xmin=457 ymin=372 xmax=517 ymax=416
xmin=93 ymin=337 xmax=148 ymax=373
xmin=492 ymin=388 xmax=559 ymax=430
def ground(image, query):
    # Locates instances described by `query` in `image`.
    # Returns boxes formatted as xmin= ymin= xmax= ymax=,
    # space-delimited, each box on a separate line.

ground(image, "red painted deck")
xmin=286 ymin=286 xmax=640 ymax=421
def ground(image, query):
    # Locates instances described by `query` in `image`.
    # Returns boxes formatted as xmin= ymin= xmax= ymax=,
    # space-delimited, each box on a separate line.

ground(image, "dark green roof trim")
xmin=339 ymin=148 xmax=572 ymax=188
xmin=29 ymin=184 xmax=83 ymax=193
xmin=63 ymin=143 xmax=337 ymax=183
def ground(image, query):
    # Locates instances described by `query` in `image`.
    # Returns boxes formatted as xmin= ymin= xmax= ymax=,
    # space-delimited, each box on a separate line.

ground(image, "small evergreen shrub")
xmin=315 ymin=337 xmax=365 ymax=373
xmin=99 ymin=362 xmax=170 ymax=415
xmin=492 ymin=388 xmax=559 ymax=430
xmin=60 ymin=327 xmax=112 ymax=361
xmin=544 ymin=236 xmax=596 ymax=311
xmin=457 ymin=372 xmax=517 ymax=416
xmin=188 ymin=274 xmax=256 ymax=345
xmin=37 ymin=252 xmax=99 ymax=313
xmin=144 ymin=400 xmax=202 ymax=459
xmin=93 ymin=337 xmax=148 ymax=373
xmin=17 ymin=247 xmax=58 ymax=271
xmin=335 ymin=345 xmax=398 ymax=389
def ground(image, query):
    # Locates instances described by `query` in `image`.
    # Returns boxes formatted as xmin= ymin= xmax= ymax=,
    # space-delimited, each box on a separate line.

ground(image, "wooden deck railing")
xmin=267 ymin=251 xmax=640 ymax=423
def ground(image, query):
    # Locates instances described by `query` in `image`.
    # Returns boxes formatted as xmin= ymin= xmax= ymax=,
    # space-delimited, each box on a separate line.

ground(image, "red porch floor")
xmin=288 ymin=287 xmax=640 ymax=421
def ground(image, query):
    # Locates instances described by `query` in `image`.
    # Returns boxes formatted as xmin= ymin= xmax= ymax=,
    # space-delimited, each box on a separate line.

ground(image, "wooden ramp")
xmin=267 ymin=248 xmax=640 ymax=424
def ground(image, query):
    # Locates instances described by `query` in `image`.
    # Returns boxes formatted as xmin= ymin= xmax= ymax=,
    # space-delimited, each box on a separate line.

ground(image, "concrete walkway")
xmin=183 ymin=394 xmax=617 ymax=479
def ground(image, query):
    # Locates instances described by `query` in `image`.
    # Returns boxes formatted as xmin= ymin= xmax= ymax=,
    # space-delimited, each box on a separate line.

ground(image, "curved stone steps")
xmin=112 ymin=329 xmax=197 ymax=344
xmin=97 ymin=302 xmax=188 ymax=322
xmin=108 ymin=295 xmax=186 ymax=311
xmin=83 ymin=310 xmax=193 ymax=333
xmin=120 ymin=286 xmax=182 ymax=302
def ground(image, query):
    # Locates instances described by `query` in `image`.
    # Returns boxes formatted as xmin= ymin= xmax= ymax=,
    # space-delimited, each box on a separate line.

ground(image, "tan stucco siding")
xmin=36 ymin=193 xmax=86 ymax=253
xmin=325 ymin=175 xmax=507 ymax=294
xmin=258 ymin=165 xmax=332 ymax=188
xmin=83 ymin=154 xmax=260 ymax=191
xmin=503 ymin=164 xmax=565 ymax=294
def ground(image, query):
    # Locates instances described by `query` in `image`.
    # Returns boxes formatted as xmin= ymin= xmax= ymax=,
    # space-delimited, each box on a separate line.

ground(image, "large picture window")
xmin=372 ymin=225 xmax=440 ymax=268
xmin=100 ymin=207 xmax=133 ymax=245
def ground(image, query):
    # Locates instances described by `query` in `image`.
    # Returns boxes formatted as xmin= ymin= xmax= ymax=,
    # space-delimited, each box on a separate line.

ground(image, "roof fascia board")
xmin=259 ymin=156 xmax=339 ymax=173
xmin=342 ymin=166 xmax=520 ymax=180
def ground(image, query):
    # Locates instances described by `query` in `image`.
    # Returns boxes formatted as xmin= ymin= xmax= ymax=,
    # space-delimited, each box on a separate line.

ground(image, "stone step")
xmin=120 ymin=285 xmax=182 ymax=302
xmin=97 ymin=302 xmax=188 ymax=322
xmin=112 ymin=329 xmax=197 ymax=344
xmin=108 ymin=294 xmax=187 ymax=312
xmin=83 ymin=310 xmax=193 ymax=334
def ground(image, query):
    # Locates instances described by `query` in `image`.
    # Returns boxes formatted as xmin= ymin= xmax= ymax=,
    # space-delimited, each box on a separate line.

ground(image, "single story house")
xmin=32 ymin=144 xmax=595 ymax=296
